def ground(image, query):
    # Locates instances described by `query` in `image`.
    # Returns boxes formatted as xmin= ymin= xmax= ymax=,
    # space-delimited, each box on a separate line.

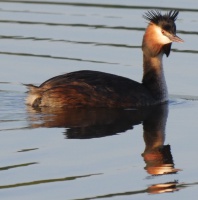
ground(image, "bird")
xmin=26 ymin=10 xmax=183 ymax=108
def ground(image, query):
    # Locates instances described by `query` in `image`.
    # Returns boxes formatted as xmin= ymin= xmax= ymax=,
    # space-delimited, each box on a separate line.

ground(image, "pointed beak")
xmin=168 ymin=34 xmax=184 ymax=43
xmin=163 ymin=30 xmax=184 ymax=43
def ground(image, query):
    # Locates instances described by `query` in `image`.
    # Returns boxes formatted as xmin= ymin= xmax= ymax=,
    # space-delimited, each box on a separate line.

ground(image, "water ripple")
xmin=0 ymin=162 xmax=38 ymax=171
xmin=1 ymin=1 xmax=198 ymax=12
xmin=0 ymin=173 xmax=101 ymax=189
xmin=0 ymin=51 xmax=119 ymax=64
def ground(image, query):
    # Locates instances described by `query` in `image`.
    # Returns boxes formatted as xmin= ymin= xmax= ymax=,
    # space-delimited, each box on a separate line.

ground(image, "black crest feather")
xmin=143 ymin=10 xmax=179 ymax=25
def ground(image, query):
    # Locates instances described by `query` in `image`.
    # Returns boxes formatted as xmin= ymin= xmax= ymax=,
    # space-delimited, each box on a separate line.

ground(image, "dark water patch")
xmin=17 ymin=148 xmax=39 ymax=152
xmin=0 ymin=162 xmax=37 ymax=171
xmin=0 ymin=35 xmax=52 ymax=41
xmin=0 ymin=81 xmax=12 ymax=84
xmin=0 ymin=173 xmax=101 ymax=189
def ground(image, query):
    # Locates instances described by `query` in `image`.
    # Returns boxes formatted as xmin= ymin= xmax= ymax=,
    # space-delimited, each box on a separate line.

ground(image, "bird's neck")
xmin=142 ymin=53 xmax=168 ymax=103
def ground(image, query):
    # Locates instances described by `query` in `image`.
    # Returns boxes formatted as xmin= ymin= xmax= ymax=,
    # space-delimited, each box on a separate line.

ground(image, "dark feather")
xmin=143 ymin=10 xmax=179 ymax=25
xmin=163 ymin=43 xmax=172 ymax=57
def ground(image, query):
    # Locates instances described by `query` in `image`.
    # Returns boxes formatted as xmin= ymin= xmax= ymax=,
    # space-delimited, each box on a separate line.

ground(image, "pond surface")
xmin=0 ymin=0 xmax=198 ymax=199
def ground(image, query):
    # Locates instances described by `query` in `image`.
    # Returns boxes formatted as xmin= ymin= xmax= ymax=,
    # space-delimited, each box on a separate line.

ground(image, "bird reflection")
xmin=27 ymin=104 xmax=180 ymax=180
xmin=141 ymin=105 xmax=180 ymax=176
xmin=147 ymin=181 xmax=179 ymax=194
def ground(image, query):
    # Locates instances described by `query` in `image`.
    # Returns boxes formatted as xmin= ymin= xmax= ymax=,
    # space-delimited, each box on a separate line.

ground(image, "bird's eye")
xmin=161 ymin=30 xmax=165 ymax=35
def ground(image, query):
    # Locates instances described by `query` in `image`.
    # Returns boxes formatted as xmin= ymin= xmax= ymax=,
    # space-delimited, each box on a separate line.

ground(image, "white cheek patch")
xmin=154 ymin=26 xmax=171 ymax=44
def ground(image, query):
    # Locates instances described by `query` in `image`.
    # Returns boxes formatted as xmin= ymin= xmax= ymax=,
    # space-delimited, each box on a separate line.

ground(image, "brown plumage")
xmin=26 ymin=70 xmax=154 ymax=107
xmin=26 ymin=10 xmax=183 ymax=108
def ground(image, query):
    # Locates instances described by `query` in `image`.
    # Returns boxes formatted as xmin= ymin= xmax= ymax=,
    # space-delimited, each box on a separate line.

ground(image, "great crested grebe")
xmin=26 ymin=10 xmax=183 ymax=108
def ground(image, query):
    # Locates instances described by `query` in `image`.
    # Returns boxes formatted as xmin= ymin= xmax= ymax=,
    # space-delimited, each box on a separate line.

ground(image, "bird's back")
xmin=26 ymin=70 xmax=155 ymax=108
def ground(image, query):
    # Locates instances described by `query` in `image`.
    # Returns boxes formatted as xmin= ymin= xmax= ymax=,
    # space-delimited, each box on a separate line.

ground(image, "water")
xmin=0 ymin=1 xmax=198 ymax=199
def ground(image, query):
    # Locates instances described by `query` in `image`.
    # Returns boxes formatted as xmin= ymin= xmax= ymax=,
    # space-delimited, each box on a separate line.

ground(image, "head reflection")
xmin=141 ymin=105 xmax=180 ymax=176
xmin=27 ymin=104 xmax=180 ymax=177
